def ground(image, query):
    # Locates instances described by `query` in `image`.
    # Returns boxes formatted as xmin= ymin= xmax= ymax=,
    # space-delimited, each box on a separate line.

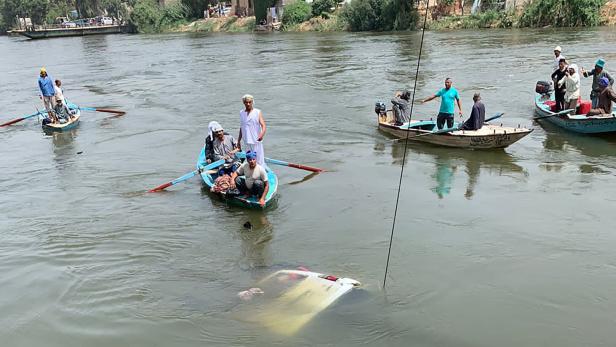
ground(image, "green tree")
xmin=76 ymin=0 xmax=101 ymax=17
xmin=282 ymin=0 xmax=311 ymax=26
xmin=255 ymin=0 xmax=276 ymax=23
xmin=311 ymin=0 xmax=336 ymax=17
xmin=2 ymin=0 xmax=50 ymax=25
xmin=520 ymin=0 xmax=605 ymax=27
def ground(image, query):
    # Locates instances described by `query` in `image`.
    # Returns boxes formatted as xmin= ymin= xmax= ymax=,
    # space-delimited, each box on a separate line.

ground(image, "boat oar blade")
xmin=485 ymin=112 xmax=504 ymax=123
xmin=235 ymin=152 xmax=324 ymax=172
xmin=79 ymin=106 xmax=126 ymax=116
xmin=148 ymin=170 xmax=199 ymax=193
xmin=265 ymin=158 xmax=324 ymax=173
xmin=0 ymin=111 xmax=41 ymax=127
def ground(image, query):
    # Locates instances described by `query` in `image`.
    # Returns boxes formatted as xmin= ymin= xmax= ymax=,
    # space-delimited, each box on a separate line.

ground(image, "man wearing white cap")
xmin=553 ymin=46 xmax=565 ymax=72
xmin=238 ymin=94 xmax=267 ymax=168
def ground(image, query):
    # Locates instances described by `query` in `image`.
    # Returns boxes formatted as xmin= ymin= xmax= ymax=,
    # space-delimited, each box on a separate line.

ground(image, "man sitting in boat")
xmin=460 ymin=93 xmax=485 ymax=131
xmin=391 ymin=90 xmax=411 ymax=126
xmin=52 ymin=97 xmax=72 ymax=123
xmin=211 ymin=122 xmax=240 ymax=174
xmin=230 ymin=151 xmax=269 ymax=207
xmin=587 ymin=77 xmax=616 ymax=116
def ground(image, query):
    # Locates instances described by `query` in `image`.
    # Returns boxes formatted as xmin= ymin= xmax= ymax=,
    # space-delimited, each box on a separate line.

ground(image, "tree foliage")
xmin=342 ymin=0 xmax=417 ymax=31
xmin=130 ymin=0 xmax=188 ymax=32
xmin=2 ymin=0 xmax=49 ymax=25
xmin=311 ymin=0 xmax=336 ymax=17
xmin=519 ymin=0 xmax=605 ymax=27
xmin=282 ymin=0 xmax=311 ymax=26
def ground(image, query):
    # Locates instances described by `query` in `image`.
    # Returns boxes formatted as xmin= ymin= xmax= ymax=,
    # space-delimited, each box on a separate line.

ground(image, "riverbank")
xmin=173 ymin=14 xmax=345 ymax=33
xmin=173 ymin=0 xmax=616 ymax=33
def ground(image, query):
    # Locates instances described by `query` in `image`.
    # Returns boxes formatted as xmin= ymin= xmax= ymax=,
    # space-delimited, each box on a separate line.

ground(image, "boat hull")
xmin=377 ymin=112 xmax=532 ymax=149
xmin=19 ymin=25 xmax=128 ymax=39
xmin=196 ymin=148 xmax=278 ymax=209
xmin=534 ymin=92 xmax=616 ymax=134
xmin=41 ymin=108 xmax=81 ymax=132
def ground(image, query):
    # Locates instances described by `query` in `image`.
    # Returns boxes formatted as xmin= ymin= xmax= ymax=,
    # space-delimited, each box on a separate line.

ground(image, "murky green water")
xmin=1 ymin=29 xmax=616 ymax=346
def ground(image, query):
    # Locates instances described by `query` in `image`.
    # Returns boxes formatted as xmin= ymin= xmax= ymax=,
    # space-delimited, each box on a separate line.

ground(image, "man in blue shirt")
xmin=38 ymin=67 xmax=56 ymax=119
xmin=421 ymin=77 xmax=463 ymax=130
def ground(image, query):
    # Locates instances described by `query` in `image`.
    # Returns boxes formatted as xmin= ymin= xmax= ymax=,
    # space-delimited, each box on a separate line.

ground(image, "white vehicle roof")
xmin=237 ymin=269 xmax=360 ymax=335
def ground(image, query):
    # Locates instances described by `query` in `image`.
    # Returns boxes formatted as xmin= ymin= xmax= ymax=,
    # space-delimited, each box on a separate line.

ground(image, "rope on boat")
xmin=383 ymin=1 xmax=431 ymax=289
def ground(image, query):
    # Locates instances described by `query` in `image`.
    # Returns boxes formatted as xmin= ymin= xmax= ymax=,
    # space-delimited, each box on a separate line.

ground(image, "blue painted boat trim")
xmin=534 ymin=92 xmax=616 ymax=134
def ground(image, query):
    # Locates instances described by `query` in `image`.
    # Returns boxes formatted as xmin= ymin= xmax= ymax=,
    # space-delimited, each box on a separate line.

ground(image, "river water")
xmin=1 ymin=28 xmax=616 ymax=346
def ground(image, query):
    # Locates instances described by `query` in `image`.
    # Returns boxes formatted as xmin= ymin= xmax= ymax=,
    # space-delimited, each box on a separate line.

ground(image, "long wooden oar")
xmin=265 ymin=158 xmax=324 ymax=173
xmin=534 ymin=108 xmax=573 ymax=120
xmin=79 ymin=106 xmax=126 ymax=116
xmin=0 ymin=110 xmax=41 ymax=127
xmin=401 ymin=112 xmax=505 ymax=139
xmin=148 ymin=159 xmax=225 ymax=192
xmin=235 ymin=152 xmax=325 ymax=173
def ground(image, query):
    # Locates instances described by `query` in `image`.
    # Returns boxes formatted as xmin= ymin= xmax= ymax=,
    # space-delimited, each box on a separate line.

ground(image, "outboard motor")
xmin=374 ymin=101 xmax=386 ymax=115
xmin=535 ymin=80 xmax=552 ymax=94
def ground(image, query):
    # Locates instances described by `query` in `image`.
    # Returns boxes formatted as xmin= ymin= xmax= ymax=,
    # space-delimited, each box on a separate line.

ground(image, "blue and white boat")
xmin=534 ymin=92 xmax=616 ymax=134
xmin=196 ymin=148 xmax=278 ymax=209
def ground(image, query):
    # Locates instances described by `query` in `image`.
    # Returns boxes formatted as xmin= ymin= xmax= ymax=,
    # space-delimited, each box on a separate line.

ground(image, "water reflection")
xmin=388 ymin=141 xmax=527 ymax=199
xmin=236 ymin=213 xmax=273 ymax=270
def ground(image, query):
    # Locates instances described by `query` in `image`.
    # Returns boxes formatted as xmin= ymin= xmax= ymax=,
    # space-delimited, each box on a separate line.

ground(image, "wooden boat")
xmin=377 ymin=111 xmax=532 ymax=149
xmin=196 ymin=148 xmax=278 ymax=209
xmin=534 ymin=92 xmax=616 ymax=134
xmin=41 ymin=107 xmax=81 ymax=132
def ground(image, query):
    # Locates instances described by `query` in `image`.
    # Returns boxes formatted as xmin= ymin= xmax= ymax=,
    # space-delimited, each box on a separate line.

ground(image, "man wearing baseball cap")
xmin=581 ymin=58 xmax=614 ymax=108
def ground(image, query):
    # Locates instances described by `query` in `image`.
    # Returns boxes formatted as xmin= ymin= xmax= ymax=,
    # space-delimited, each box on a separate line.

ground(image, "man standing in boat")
xmin=581 ymin=59 xmax=614 ymax=108
xmin=230 ymin=151 xmax=269 ymax=207
xmin=421 ymin=77 xmax=463 ymax=130
xmin=38 ymin=67 xmax=56 ymax=120
xmin=238 ymin=94 xmax=267 ymax=168
xmin=460 ymin=93 xmax=485 ymax=131
xmin=552 ymin=46 xmax=565 ymax=72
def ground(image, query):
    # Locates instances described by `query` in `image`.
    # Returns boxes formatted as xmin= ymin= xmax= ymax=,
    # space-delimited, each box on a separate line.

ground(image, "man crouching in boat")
xmin=230 ymin=151 xmax=269 ymax=207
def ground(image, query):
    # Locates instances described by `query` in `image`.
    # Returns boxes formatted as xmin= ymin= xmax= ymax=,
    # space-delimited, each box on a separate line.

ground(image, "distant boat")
xmin=196 ymin=148 xmax=278 ymax=209
xmin=534 ymin=92 xmax=616 ymax=134
xmin=19 ymin=24 xmax=129 ymax=39
xmin=377 ymin=111 xmax=532 ymax=149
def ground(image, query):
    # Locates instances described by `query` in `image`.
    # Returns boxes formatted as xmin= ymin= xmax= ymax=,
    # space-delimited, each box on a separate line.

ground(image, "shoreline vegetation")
xmin=1 ymin=0 xmax=616 ymax=34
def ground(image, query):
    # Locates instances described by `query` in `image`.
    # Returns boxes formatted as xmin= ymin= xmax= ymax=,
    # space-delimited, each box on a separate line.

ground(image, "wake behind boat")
xmin=377 ymin=111 xmax=532 ymax=149
xmin=197 ymin=148 xmax=278 ymax=209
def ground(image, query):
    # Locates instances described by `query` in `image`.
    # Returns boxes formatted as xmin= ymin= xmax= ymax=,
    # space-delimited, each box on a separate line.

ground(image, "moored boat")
xmin=19 ymin=24 xmax=128 ymax=39
xmin=196 ymin=148 xmax=278 ymax=209
xmin=377 ymin=111 xmax=532 ymax=149
xmin=534 ymin=91 xmax=616 ymax=134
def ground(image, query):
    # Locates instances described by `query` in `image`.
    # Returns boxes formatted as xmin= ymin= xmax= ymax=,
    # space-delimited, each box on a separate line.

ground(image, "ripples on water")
xmin=1 ymin=29 xmax=616 ymax=346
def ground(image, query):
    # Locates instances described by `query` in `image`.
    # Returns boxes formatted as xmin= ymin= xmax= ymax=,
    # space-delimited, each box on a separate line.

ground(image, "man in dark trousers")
xmin=551 ymin=58 xmax=568 ymax=111
xmin=460 ymin=93 xmax=485 ymax=131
